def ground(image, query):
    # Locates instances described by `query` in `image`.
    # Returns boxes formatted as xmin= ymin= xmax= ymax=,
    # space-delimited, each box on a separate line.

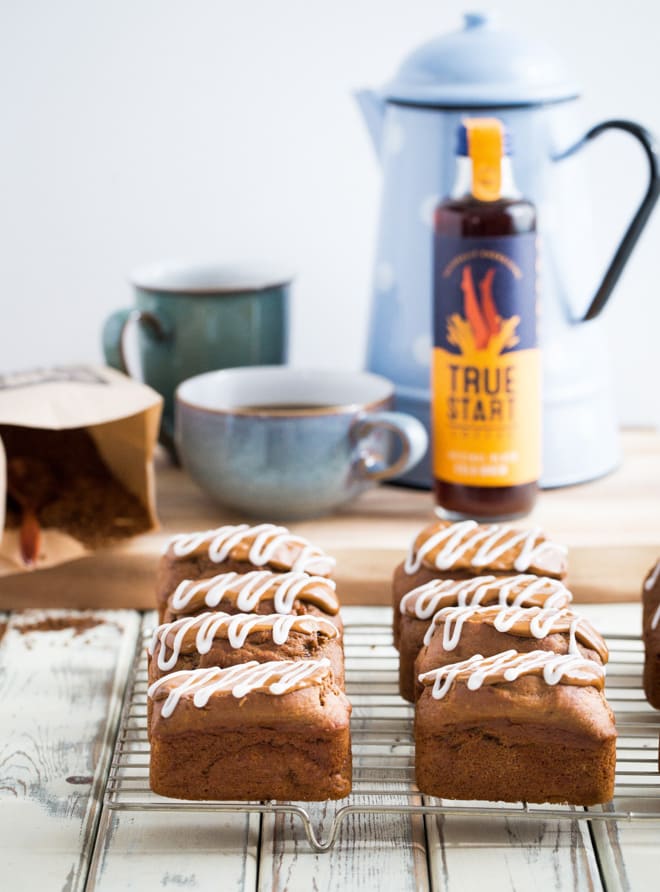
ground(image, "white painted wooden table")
xmin=0 ymin=604 xmax=657 ymax=892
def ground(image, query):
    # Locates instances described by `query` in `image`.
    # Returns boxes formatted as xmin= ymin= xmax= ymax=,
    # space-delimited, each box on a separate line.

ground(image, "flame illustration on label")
xmin=447 ymin=265 xmax=520 ymax=358
xmin=432 ymin=239 xmax=540 ymax=488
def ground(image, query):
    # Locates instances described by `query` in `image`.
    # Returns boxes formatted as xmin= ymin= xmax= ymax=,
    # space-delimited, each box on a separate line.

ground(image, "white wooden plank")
xmin=87 ymin=611 xmax=260 ymax=891
xmin=589 ymin=813 xmax=658 ymax=892
xmin=90 ymin=810 xmax=260 ymax=891
xmin=0 ymin=608 xmax=140 ymax=892
xmin=259 ymin=798 xmax=429 ymax=892
xmin=425 ymin=811 xmax=602 ymax=892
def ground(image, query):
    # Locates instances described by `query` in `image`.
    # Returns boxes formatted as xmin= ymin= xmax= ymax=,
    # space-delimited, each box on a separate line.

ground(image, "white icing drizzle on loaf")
xmin=148 ymin=657 xmax=332 ymax=716
xmin=165 ymin=524 xmax=335 ymax=575
xmin=404 ymin=520 xmax=566 ymax=575
xmin=644 ymin=562 xmax=660 ymax=630
xmin=401 ymin=575 xmax=572 ymax=620
xmin=652 ymin=605 xmax=660 ymax=631
xmin=418 ymin=649 xmax=605 ymax=700
xmin=148 ymin=610 xmax=338 ymax=673
xmin=645 ymin=560 xmax=660 ymax=592
xmin=169 ymin=570 xmax=339 ymax=616
xmin=424 ymin=604 xmax=605 ymax=662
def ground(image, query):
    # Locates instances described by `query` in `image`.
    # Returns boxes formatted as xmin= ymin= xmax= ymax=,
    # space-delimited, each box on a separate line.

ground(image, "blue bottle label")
xmin=432 ymin=232 xmax=540 ymax=487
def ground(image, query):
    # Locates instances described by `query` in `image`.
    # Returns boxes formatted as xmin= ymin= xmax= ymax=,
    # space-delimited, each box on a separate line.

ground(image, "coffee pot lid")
xmin=384 ymin=12 xmax=579 ymax=107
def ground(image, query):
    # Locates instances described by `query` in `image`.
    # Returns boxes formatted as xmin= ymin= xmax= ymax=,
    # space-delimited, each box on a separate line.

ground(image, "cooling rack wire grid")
xmin=103 ymin=620 xmax=660 ymax=852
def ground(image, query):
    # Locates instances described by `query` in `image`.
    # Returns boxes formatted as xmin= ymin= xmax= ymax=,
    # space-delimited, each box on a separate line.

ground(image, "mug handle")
xmin=102 ymin=308 xmax=177 ymax=458
xmin=102 ymin=308 xmax=169 ymax=374
xmin=352 ymin=411 xmax=428 ymax=481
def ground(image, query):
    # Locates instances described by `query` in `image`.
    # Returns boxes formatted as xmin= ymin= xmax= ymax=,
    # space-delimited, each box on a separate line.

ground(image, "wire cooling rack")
xmin=103 ymin=618 xmax=660 ymax=852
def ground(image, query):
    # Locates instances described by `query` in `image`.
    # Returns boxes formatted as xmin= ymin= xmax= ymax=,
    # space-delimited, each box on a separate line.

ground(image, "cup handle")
xmin=352 ymin=410 xmax=428 ymax=481
xmin=102 ymin=308 xmax=169 ymax=375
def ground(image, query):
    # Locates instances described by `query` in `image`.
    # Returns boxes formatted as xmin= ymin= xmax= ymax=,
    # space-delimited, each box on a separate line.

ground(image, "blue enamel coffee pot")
xmin=357 ymin=12 xmax=659 ymax=488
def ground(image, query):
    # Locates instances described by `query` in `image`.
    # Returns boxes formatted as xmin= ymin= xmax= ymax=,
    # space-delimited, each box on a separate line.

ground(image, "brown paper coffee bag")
xmin=0 ymin=364 xmax=162 ymax=575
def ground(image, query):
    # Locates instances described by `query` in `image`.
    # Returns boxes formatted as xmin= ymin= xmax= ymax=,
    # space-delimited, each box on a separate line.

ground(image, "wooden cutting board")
xmin=0 ymin=431 xmax=658 ymax=609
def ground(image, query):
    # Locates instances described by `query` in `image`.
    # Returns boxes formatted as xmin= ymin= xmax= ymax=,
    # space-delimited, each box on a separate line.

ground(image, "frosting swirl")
xmin=404 ymin=520 xmax=567 ymax=578
xmin=167 ymin=570 xmax=339 ymax=617
xmin=148 ymin=611 xmax=338 ymax=673
xmin=645 ymin=560 xmax=660 ymax=632
xmin=148 ymin=658 xmax=333 ymax=716
xmin=653 ymin=606 xmax=660 ymax=632
xmin=419 ymin=649 xmax=606 ymax=700
xmin=165 ymin=523 xmax=335 ymax=576
xmin=645 ymin=559 xmax=660 ymax=593
xmin=424 ymin=603 xmax=608 ymax=663
xmin=400 ymin=575 xmax=572 ymax=619
xmin=644 ymin=561 xmax=660 ymax=631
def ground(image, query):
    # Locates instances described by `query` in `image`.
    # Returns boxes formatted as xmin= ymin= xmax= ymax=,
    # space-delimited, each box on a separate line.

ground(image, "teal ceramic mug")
xmin=102 ymin=261 xmax=290 ymax=454
xmin=175 ymin=367 xmax=429 ymax=519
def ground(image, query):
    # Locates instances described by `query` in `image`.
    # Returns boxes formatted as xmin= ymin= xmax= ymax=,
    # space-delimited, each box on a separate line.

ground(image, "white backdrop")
xmin=1 ymin=0 xmax=658 ymax=425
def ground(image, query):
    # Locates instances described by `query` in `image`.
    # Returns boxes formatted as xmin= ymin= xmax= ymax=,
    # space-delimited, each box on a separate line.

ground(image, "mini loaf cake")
xmin=393 ymin=519 xmax=568 ymax=646
xmin=642 ymin=559 xmax=660 ymax=709
xmin=415 ymin=649 xmax=616 ymax=805
xmin=157 ymin=523 xmax=336 ymax=620
xmin=411 ymin=604 xmax=608 ymax=703
xmin=396 ymin=574 xmax=572 ymax=696
xmin=161 ymin=570 xmax=342 ymax=632
xmin=148 ymin=658 xmax=352 ymax=801
xmin=147 ymin=610 xmax=345 ymax=688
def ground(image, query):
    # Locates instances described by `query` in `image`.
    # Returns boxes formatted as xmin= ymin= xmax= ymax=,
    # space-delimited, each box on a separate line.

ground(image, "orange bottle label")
xmin=432 ymin=234 xmax=540 ymax=487
xmin=465 ymin=117 xmax=503 ymax=202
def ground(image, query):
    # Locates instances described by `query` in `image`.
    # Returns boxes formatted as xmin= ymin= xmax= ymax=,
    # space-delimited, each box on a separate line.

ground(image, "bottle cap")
xmin=457 ymin=118 xmax=512 ymax=156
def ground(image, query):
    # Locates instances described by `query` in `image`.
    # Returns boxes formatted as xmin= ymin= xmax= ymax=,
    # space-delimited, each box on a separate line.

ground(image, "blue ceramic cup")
xmin=103 ymin=261 xmax=290 ymax=456
xmin=175 ymin=367 xmax=428 ymax=519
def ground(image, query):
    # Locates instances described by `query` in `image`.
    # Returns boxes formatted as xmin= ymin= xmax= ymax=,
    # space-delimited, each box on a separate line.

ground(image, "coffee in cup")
xmin=175 ymin=366 xmax=428 ymax=519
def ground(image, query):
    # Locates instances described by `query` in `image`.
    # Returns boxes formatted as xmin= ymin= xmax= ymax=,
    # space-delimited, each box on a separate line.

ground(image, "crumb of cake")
xmin=15 ymin=615 xmax=106 ymax=636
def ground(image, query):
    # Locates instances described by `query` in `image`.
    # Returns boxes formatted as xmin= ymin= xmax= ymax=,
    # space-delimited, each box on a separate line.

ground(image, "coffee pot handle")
xmin=555 ymin=120 xmax=660 ymax=321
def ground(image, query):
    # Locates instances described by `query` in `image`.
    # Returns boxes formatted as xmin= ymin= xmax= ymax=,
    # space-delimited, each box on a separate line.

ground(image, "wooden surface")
xmin=0 ymin=604 xmax=656 ymax=891
xmin=0 ymin=610 xmax=140 ymax=892
xmin=424 ymin=811 xmax=601 ymax=891
xmin=92 ymin=802 xmax=260 ymax=891
xmin=1 ymin=431 xmax=659 ymax=608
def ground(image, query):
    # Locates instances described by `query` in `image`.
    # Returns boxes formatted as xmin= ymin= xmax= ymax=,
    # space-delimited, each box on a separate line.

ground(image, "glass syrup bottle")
xmin=432 ymin=117 xmax=540 ymax=519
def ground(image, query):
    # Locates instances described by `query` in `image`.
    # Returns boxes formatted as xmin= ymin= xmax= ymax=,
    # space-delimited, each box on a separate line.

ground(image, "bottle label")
xmin=432 ymin=233 xmax=540 ymax=487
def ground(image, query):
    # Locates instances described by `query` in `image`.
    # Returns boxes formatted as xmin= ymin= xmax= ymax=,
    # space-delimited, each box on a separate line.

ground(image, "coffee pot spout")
xmin=354 ymin=89 xmax=386 ymax=159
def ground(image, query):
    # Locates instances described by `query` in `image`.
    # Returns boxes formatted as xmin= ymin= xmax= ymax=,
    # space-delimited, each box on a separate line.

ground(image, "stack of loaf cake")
xmin=642 ymin=558 xmax=660 ymax=710
xmin=641 ymin=558 xmax=660 ymax=769
xmin=393 ymin=519 xmax=617 ymax=806
xmin=147 ymin=523 xmax=352 ymax=801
